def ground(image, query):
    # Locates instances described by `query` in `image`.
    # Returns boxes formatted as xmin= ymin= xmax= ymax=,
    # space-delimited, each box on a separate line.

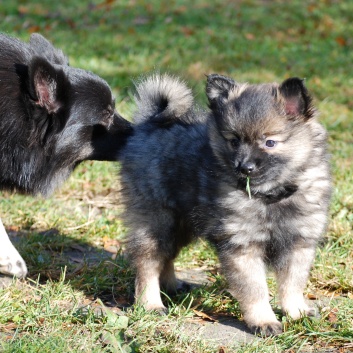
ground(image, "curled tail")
xmin=133 ymin=74 xmax=194 ymax=125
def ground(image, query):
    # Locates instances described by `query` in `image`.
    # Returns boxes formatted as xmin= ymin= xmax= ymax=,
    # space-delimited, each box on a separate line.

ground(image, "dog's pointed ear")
xmin=28 ymin=57 xmax=67 ymax=114
xmin=278 ymin=78 xmax=315 ymax=119
xmin=30 ymin=33 xmax=68 ymax=65
xmin=206 ymin=74 xmax=237 ymax=106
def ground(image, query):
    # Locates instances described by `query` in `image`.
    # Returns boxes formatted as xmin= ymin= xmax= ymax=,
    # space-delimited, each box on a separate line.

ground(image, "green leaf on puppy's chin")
xmin=246 ymin=177 xmax=252 ymax=199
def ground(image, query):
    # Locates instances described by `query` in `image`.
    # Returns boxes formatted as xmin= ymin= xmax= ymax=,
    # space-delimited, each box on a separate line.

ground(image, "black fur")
xmin=0 ymin=33 xmax=132 ymax=195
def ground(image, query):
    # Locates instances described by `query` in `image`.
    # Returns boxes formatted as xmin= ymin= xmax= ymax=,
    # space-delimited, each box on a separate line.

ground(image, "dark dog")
xmin=119 ymin=74 xmax=331 ymax=335
xmin=0 ymin=33 xmax=131 ymax=278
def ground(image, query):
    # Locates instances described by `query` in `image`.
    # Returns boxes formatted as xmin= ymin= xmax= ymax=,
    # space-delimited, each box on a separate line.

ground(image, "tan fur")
xmin=121 ymin=74 xmax=331 ymax=336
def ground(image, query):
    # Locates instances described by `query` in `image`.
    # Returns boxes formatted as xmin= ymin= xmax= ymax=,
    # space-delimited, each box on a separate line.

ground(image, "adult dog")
xmin=0 ymin=33 xmax=131 ymax=278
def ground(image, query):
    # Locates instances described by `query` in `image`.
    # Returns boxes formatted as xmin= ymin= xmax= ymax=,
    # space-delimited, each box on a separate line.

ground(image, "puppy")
xmin=119 ymin=74 xmax=331 ymax=335
xmin=0 ymin=33 xmax=132 ymax=278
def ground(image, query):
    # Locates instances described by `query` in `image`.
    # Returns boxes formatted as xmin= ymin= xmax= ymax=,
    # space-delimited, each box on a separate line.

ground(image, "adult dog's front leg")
xmin=0 ymin=218 xmax=27 ymax=278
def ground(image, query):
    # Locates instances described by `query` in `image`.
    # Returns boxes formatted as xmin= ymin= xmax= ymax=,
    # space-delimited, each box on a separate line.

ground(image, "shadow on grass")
xmin=8 ymin=227 xmax=134 ymax=308
xmin=7 ymin=227 xmax=255 ymax=338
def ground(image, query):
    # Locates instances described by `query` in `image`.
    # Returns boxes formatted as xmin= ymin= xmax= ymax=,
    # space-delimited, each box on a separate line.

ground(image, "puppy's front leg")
xmin=276 ymin=242 xmax=317 ymax=319
xmin=219 ymin=242 xmax=282 ymax=336
xmin=0 ymin=218 xmax=28 ymax=278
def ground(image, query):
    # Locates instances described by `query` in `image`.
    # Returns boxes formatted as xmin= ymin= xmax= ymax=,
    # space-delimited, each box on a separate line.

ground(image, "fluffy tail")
xmin=133 ymin=74 xmax=194 ymax=124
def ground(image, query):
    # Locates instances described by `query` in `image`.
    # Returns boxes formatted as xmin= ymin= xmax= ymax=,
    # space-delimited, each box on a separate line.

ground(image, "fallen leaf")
xmin=328 ymin=308 xmax=338 ymax=323
xmin=336 ymin=36 xmax=347 ymax=47
xmin=28 ymin=25 xmax=41 ymax=34
xmin=96 ymin=0 xmax=115 ymax=8
xmin=1 ymin=322 xmax=17 ymax=331
xmin=306 ymin=293 xmax=318 ymax=300
xmin=7 ymin=225 xmax=20 ymax=232
xmin=193 ymin=309 xmax=217 ymax=322
xmin=181 ymin=26 xmax=194 ymax=36
xmin=18 ymin=5 xmax=30 ymax=14
xmin=103 ymin=237 xmax=120 ymax=254
xmin=174 ymin=6 xmax=187 ymax=14
xmin=37 ymin=317 xmax=45 ymax=325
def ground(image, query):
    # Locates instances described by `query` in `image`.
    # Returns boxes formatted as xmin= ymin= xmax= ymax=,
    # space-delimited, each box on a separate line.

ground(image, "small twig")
xmin=64 ymin=220 xmax=94 ymax=231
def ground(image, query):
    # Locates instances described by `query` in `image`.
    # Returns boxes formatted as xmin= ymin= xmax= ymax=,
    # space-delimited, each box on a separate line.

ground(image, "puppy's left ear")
xmin=278 ymin=78 xmax=315 ymax=120
xmin=206 ymin=74 xmax=238 ymax=109
xmin=28 ymin=57 xmax=68 ymax=114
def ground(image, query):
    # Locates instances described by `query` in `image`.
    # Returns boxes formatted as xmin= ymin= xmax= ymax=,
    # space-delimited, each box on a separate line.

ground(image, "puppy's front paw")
xmin=242 ymin=300 xmax=282 ymax=336
xmin=282 ymin=296 xmax=318 ymax=320
xmin=249 ymin=321 xmax=283 ymax=336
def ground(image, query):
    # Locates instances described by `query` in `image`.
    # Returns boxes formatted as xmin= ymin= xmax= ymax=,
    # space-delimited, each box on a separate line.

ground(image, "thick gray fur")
xmin=120 ymin=73 xmax=331 ymax=336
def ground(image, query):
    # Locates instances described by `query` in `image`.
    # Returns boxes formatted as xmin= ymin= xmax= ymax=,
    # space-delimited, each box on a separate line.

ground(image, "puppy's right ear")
xmin=28 ymin=57 xmax=68 ymax=114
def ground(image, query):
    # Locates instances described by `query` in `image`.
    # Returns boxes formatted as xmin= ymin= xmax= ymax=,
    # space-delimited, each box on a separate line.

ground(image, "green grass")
xmin=1 ymin=0 xmax=353 ymax=351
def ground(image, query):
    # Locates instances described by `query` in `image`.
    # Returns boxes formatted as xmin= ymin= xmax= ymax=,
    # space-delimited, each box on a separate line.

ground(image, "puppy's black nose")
xmin=240 ymin=162 xmax=255 ymax=175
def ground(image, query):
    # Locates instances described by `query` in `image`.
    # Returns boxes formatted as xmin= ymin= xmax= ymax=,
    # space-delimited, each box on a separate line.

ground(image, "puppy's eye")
xmin=265 ymin=140 xmax=277 ymax=148
xmin=230 ymin=137 xmax=240 ymax=147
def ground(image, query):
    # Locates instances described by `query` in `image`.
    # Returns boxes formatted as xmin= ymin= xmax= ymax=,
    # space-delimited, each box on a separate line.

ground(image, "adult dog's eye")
xmin=265 ymin=140 xmax=277 ymax=148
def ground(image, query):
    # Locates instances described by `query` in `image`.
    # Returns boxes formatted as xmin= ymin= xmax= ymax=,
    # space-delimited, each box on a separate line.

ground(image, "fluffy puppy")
xmin=0 ymin=33 xmax=132 ymax=278
xmin=120 ymin=74 xmax=331 ymax=335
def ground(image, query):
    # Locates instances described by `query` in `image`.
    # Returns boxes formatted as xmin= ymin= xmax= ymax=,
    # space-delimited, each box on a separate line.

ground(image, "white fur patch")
xmin=0 ymin=218 xmax=28 ymax=278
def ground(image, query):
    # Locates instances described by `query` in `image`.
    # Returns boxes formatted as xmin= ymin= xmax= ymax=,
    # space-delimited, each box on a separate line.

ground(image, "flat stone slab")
xmin=182 ymin=315 xmax=256 ymax=347
xmin=175 ymin=268 xmax=257 ymax=346
xmin=175 ymin=267 xmax=211 ymax=286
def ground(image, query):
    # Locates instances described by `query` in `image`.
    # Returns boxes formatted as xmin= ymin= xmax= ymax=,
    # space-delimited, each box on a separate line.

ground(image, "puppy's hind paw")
xmin=136 ymin=302 xmax=168 ymax=316
xmin=154 ymin=307 xmax=169 ymax=316
xmin=305 ymin=306 xmax=320 ymax=318
xmin=142 ymin=303 xmax=168 ymax=316
xmin=249 ymin=321 xmax=283 ymax=336
xmin=163 ymin=279 xmax=192 ymax=295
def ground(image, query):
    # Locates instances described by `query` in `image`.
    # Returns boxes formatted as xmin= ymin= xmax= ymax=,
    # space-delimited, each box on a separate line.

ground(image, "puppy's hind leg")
xmin=0 ymin=218 xmax=28 ymax=278
xmin=134 ymin=254 xmax=167 ymax=314
xmin=128 ymin=222 xmax=174 ymax=314
xmin=160 ymin=259 xmax=191 ymax=294
xmin=159 ymin=259 xmax=178 ymax=293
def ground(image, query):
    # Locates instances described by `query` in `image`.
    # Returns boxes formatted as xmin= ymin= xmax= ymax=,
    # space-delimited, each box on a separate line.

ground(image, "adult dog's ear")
xmin=28 ymin=57 xmax=68 ymax=114
xmin=29 ymin=33 xmax=69 ymax=65
xmin=278 ymin=77 xmax=315 ymax=120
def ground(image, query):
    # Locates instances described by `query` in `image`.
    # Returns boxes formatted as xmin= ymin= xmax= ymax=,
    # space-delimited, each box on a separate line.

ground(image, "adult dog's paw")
xmin=0 ymin=253 xmax=28 ymax=278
